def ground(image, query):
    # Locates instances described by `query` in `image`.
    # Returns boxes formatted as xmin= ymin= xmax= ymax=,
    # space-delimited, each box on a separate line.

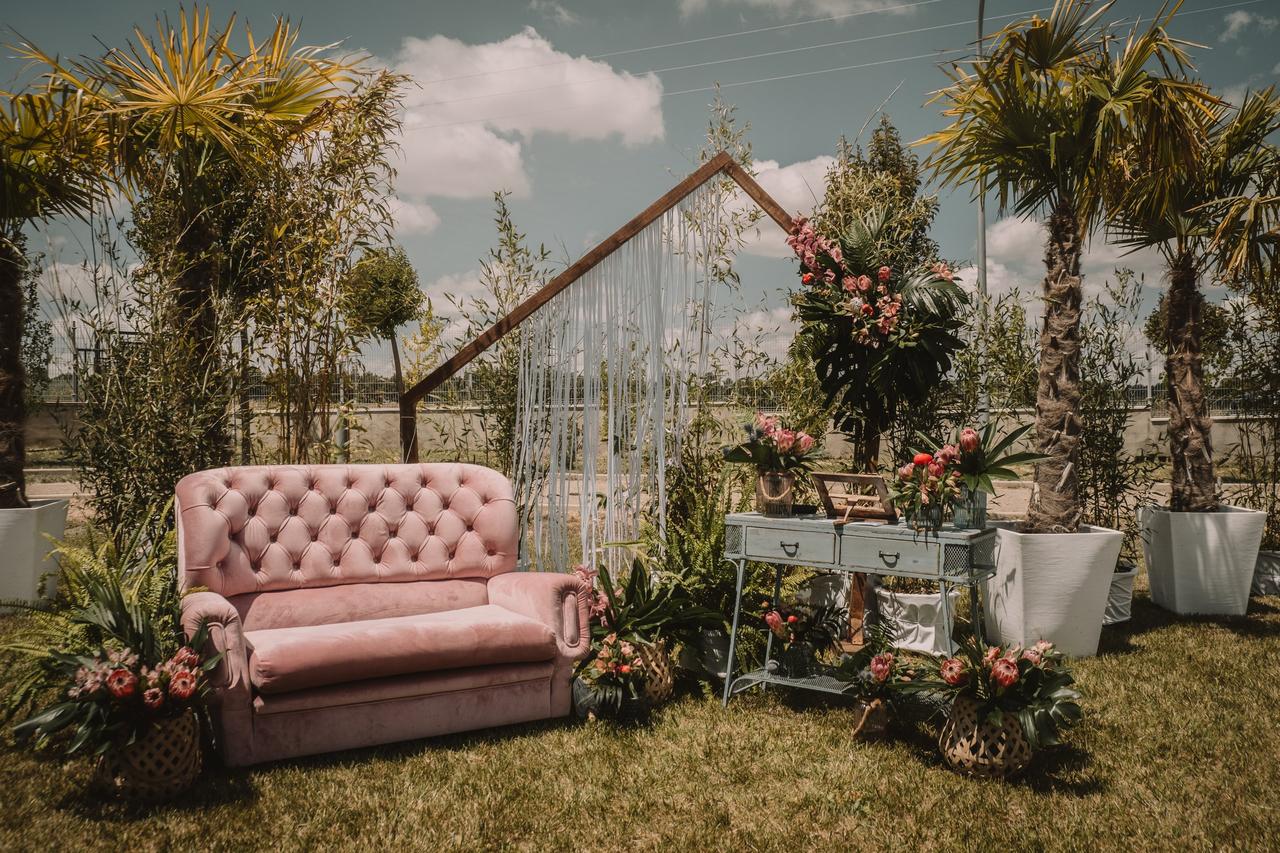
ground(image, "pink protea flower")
xmin=823 ymin=268 xmax=837 ymax=284
xmin=143 ymin=687 xmax=165 ymax=709
xmin=764 ymin=610 xmax=784 ymax=636
xmin=857 ymin=274 xmax=872 ymax=292
xmin=842 ymin=275 xmax=857 ymax=293
xmin=1033 ymin=639 xmax=1054 ymax=653
xmin=937 ymin=444 xmax=958 ymax=465
xmin=774 ymin=430 xmax=796 ymax=452
xmin=940 ymin=657 xmax=968 ymax=686
xmin=878 ymin=265 xmax=891 ymax=282
xmin=869 ymin=653 xmax=895 ymax=683
xmin=898 ymin=463 xmax=915 ymax=480
xmin=829 ymin=245 xmax=843 ymax=264
xmin=573 ymin=563 xmax=598 ymax=583
xmin=796 ymin=433 xmax=815 ymax=453
xmin=172 ymin=646 xmax=200 ymax=669
xmin=960 ymin=427 xmax=980 ymax=453
xmin=106 ymin=668 xmax=138 ymax=699
xmin=169 ymin=669 xmax=198 ymax=701
xmin=990 ymin=657 xmax=1019 ymax=688
xmin=1021 ymin=648 xmax=1043 ymax=666
xmin=927 ymin=461 xmax=944 ymax=478
xmin=983 ymin=646 xmax=1001 ymax=666
xmin=755 ymin=412 xmax=778 ymax=434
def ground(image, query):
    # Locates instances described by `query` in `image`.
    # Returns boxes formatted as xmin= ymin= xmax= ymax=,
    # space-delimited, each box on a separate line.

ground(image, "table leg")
xmin=971 ymin=581 xmax=985 ymax=646
xmin=939 ymin=579 xmax=955 ymax=656
xmin=721 ymin=559 xmax=747 ymax=706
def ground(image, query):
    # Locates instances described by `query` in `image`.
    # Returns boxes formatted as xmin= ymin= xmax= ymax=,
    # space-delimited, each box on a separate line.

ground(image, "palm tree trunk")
xmin=1166 ymin=251 xmax=1216 ymax=512
xmin=174 ymin=214 xmax=229 ymax=462
xmin=1026 ymin=201 xmax=1084 ymax=533
xmin=391 ymin=335 xmax=417 ymax=463
xmin=0 ymin=237 xmax=27 ymax=509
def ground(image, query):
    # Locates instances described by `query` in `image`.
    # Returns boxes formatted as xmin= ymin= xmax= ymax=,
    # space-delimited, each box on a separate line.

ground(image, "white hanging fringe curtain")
xmin=513 ymin=180 xmax=723 ymax=571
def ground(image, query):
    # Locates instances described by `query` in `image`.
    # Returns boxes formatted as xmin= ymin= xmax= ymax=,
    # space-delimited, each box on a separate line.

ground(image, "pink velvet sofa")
xmin=175 ymin=463 xmax=590 ymax=766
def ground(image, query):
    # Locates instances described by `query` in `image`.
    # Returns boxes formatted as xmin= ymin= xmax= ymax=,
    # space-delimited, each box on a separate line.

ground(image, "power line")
xmin=407 ymin=49 xmax=967 ymax=132
xmin=416 ymin=0 xmax=951 ymax=86
xmin=416 ymin=8 xmax=1047 ymax=110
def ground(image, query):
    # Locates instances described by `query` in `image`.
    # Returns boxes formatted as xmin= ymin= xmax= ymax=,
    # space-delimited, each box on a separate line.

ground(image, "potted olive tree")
xmin=1112 ymin=89 xmax=1280 ymax=615
xmin=923 ymin=1 xmax=1206 ymax=654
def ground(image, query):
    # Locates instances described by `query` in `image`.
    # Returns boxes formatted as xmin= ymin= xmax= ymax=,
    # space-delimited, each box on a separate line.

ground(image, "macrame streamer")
xmin=513 ymin=181 xmax=722 ymax=570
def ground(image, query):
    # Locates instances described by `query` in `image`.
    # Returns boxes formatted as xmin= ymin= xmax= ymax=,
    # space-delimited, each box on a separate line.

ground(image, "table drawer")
xmin=841 ymin=534 xmax=941 ymax=576
xmin=744 ymin=527 xmax=837 ymax=564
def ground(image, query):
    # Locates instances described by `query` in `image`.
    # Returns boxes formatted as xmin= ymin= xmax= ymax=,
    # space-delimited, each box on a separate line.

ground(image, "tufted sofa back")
xmin=175 ymin=464 xmax=519 ymax=599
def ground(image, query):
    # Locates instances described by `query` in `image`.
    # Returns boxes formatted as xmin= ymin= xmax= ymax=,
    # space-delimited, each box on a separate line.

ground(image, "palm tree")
xmin=921 ymin=0 xmax=1213 ymax=532
xmin=18 ymin=8 xmax=362 ymax=451
xmin=0 ymin=92 xmax=103 ymax=508
xmin=1111 ymin=88 xmax=1280 ymax=511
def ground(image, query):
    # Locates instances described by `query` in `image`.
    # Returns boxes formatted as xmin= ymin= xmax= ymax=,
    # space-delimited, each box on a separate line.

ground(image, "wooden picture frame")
xmin=812 ymin=473 xmax=897 ymax=524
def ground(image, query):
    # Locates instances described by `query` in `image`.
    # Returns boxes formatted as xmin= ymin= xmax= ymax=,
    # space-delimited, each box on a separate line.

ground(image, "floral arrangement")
xmin=890 ymin=447 xmax=962 ymax=524
xmin=916 ymin=422 xmax=1043 ymax=497
xmin=15 ymin=632 xmax=217 ymax=758
xmin=916 ymin=636 xmax=1083 ymax=750
xmin=761 ymin=599 xmax=846 ymax=655
xmin=575 ymin=631 xmax=649 ymax=714
xmin=787 ymin=209 xmax=967 ymax=462
xmin=721 ymin=412 xmax=819 ymax=473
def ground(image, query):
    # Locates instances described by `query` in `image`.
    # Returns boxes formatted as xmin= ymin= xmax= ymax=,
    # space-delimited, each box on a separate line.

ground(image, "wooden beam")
xmin=399 ymin=150 xmax=797 ymax=461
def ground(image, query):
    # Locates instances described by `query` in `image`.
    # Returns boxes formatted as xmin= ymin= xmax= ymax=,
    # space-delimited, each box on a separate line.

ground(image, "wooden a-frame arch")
xmin=398 ymin=149 xmax=797 ymax=462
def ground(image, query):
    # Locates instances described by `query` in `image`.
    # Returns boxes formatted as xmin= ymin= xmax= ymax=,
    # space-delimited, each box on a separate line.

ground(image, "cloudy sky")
xmin=6 ymin=0 xmax=1280 ymax=368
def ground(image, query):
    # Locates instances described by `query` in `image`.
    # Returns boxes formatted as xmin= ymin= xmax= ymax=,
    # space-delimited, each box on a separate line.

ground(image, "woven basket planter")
xmin=938 ymin=696 xmax=1031 ymax=780
xmin=94 ymin=710 xmax=202 ymax=801
xmin=640 ymin=640 xmax=674 ymax=705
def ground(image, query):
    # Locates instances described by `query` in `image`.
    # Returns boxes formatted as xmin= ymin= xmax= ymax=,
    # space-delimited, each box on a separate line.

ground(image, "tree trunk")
xmin=1166 ymin=251 xmax=1217 ymax=512
xmin=1026 ymin=201 xmax=1084 ymax=533
xmin=391 ymin=335 xmax=418 ymax=463
xmin=0 ymin=237 xmax=26 ymax=509
xmin=174 ymin=214 xmax=229 ymax=462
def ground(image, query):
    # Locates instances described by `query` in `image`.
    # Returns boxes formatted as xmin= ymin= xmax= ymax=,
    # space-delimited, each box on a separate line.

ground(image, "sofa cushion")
xmin=230 ymin=579 xmax=489 ymax=631
xmin=245 ymin=605 xmax=558 ymax=695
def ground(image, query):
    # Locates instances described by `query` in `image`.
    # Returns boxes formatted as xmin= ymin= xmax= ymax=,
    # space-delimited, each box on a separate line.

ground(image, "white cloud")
xmin=529 ymin=0 xmax=580 ymax=25
xmin=736 ymin=155 xmax=835 ymax=257
xmin=713 ymin=304 xmax=795 ymax=363
xmin=680 ymin=0 xmax=916 ymax=18
xmin=388 ymin=196 xmax=441 ymax=235
xmin=391 ymin=27 xmax=663 ymax=202
xmin=1221 ymin=10 xmax=1277 ymax=42
xmin=421 ymin=269 xmax=488 ymax=343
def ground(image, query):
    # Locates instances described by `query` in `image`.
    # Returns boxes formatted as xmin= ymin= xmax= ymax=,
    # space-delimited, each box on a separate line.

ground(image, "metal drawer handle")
xmin=779 ymin=541 xmax=800 ymax=557
xmin=878 ymin=550 xmax=901 ymax=567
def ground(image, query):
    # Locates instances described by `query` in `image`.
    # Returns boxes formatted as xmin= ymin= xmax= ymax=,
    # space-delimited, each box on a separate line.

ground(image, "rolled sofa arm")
xmin=180 ymin=590 xmax=251 ymax=699
xmin=487 ymin=572 xmax=591 ymax=660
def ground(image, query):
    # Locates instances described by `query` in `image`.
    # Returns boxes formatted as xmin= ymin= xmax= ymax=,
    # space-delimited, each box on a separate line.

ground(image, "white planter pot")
xmin=1141 ymin=505 xmax=1265 ymax=616
xmin=0 ymin=499 xmax=68 ymax=609
xmin=982 ymin=523 xmax=1122 ymax=658
xmin=1103 ymin=563 xmax=1140 ymax=626
xmin=1253 ymin=551 xmax=1280 ymax=597
xmin=874 ymin=586 xmax=959 ymax=657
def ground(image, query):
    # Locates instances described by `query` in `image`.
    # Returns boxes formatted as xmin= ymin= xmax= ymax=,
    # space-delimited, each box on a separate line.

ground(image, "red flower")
xmin=869 ymin=653 xmax=895 ymax=683
xmin=802 ymin=272 xmax=815 ymax=285
xmin=619 ymin=664 xmax=631 ymax=674
xmin=960 ymin=427 xmax=980 ymax=453
xmin=877 ymin=265 xmax=891 ymax=282
xmin=172 ymin=646 xmax=200 ymax=669
xmin=912 ymin=452 xmax=934 ymax=466
xmin=143 ymin=687 xmax=165 ymax=709
xmin=786 ymin=614 xmax=798 ymax=624
xmin=991 ymin=657 xmax=1019 ymax=688
xmin=106 ymin=668 xmax=137 ymax=699
xmin=940 ymin=657 xmax=968 ymax=686
xmin=860 ymin=302 xmax=874 ymax=316
xmin=168 ymin=669 xmax=198 ymax=701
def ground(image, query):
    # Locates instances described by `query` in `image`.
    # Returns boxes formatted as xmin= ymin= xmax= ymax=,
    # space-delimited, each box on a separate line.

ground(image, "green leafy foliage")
xmin=341 ymin=246 xmax=423 ymax=342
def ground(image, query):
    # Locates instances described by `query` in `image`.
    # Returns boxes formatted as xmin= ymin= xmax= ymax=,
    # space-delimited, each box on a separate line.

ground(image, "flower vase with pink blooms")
xmin=760 ymin=599 xmax=846 ymax=678
xmin=833 ymin=619 xmax=916 ymax=740
xmin=890 ymin=449 xmax=961 ymax=532
xmin=722 ymin=413 xmax=819 ymax=518
xmin=909 ymin=636 xmax=1082 ymax=779
xmin=915 ymin=423 xmax=1043 ymax=530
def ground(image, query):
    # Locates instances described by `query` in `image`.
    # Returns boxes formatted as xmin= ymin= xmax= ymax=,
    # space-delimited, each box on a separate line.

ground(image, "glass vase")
xmin=756 ymin=471 xmax=796 ymax=517
xmin=905 ymin=504 xmax=944 ymax=532
xmin=951 ymin=485 xmax=988 ymax=530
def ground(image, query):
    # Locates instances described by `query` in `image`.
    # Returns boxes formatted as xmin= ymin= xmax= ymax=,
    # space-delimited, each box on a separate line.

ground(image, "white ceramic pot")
xmin=1252 ymin=551 xmax=1280 ymax=597
xmin=982 ymin=523 xmax=1122 ymax=657
xmin=1103 ymin=562 xmax=1140 ymax=626
xmin=0 ymin=499 xmax=68 ymax=609
xmin=874 ymin=586 xmax=960 ymax=656
xmin=1141 ymin=505 xmax=1265 ymax=616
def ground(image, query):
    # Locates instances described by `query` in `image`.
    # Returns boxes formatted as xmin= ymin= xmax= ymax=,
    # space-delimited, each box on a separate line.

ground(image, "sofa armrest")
xmin=487 ymin=572 xmax=591 ymax=660
xmin=180 ymin=590 xmax=251 ymax=699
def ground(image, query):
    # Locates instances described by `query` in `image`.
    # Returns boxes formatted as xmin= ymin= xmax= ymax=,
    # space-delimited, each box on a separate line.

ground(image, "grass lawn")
xmin=2 ymin=586 xmax=1278 ymax=852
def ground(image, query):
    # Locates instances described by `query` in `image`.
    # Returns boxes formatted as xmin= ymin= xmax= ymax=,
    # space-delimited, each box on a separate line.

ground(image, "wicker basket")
xmin=938 ymin=696 xmax=1032 ymax=780
xmin=640 ymin=640 xmax=674 ymax=704
xmin=94 ymin=710 xmax=203 ymax=801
